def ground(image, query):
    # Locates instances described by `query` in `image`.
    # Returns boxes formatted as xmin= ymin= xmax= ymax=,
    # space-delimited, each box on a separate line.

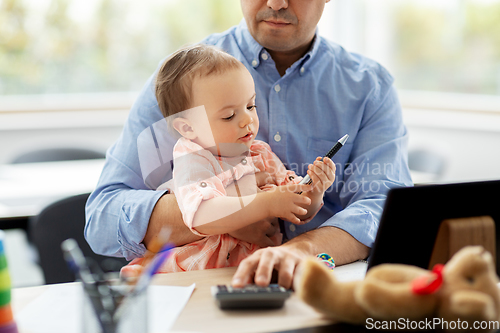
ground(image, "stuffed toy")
xmin=295 ymin=246 xmax=500 ymax=332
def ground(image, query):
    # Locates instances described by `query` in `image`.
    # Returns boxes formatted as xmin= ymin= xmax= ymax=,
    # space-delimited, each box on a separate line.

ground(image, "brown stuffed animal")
xmin=295 ymin=246 xmax=500 ymax=332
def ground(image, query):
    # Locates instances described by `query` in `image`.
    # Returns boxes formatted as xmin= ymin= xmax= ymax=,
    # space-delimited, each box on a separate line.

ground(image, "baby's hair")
xmin=155 ymin=44 xmax=244 ymax=134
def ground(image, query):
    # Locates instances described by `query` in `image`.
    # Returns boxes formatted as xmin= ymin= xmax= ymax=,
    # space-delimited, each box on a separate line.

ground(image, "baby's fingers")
xmin=323 ymin=157 xmax=336 ymax=180
xmin=280 ymin=183 xmax=313 ymax=194
xmin=286 ymin=212 xmax=302 ymax=225
xmin=309 ymin=162 xmax=329 ymax=187
xmin=293 ymin=205 xmax=308 ymax=216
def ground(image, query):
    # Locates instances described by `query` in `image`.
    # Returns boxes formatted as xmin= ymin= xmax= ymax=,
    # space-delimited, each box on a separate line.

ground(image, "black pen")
xmin=299 ymin=134 xmax=349 ymax=185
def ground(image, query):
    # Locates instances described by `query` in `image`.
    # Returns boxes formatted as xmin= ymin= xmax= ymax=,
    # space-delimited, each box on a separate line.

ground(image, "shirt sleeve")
xmin=171 ymin=146 xmax=226 ymax=236
xmin=85 ymin=71 xmax=178 ymax=260
xmin=318 ymin=81 xmax=413 ymax=248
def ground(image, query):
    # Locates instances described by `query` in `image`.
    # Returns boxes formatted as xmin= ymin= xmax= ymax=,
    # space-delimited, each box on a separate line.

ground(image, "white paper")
xmin=332 ymin=261 xmax=367 ymax=282
xmin=15 ymin=283 xmax=195 ymax=333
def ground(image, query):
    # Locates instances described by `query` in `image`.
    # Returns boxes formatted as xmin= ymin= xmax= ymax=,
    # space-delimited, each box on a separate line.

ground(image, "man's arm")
xmin=232 ymin=226 xmax=369 ymax=289
xmin=143 ymin=193 xmax=202 ymax=248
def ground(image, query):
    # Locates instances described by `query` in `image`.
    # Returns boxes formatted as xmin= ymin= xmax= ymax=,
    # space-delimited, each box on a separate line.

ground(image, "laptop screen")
xmin=367 ymin=180 xmax=500 ymax=275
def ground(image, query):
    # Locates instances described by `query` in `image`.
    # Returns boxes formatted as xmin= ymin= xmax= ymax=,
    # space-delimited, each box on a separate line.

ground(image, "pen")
xmin=114 ymin=244 xmax=173 ymax=322
xmin=61 ymin=238 xmax=115 ymax=333
xmin=132 ymin=243 xmax=173 ymax=296
xmin=299 ymin=134 xmax=349 ymax=185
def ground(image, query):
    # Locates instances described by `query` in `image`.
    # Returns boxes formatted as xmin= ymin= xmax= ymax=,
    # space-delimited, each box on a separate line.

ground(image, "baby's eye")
xmin=222 ymin=113 xmax=235 ymax=120
xmin=247 ymin=105 xmax=257 ymax=111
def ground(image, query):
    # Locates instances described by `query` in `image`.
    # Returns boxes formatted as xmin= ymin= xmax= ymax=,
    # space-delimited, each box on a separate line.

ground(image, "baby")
xmin=123 ymin=44 xmax=335 ymax=274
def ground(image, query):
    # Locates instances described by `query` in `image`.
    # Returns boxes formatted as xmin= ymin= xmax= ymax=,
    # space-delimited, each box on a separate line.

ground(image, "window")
xmin=0 ymin=0 xmax=242 ymax=96
xmin=321 ymin=0 xmax=500 ymax=110
xmin=2 ymin=0 xmax=500 ymax=112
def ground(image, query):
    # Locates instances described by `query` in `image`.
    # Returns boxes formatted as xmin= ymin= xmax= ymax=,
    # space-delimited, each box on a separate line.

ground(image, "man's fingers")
xmin=277 ymin=257 xmax=296 ymax=289
xmin=232 ymin=254 xmax=260 ymax=287
xmin=254 ymin=250 xmax=279 ymax=286
xmin=233 ymin=247 xmax=306 ymax=289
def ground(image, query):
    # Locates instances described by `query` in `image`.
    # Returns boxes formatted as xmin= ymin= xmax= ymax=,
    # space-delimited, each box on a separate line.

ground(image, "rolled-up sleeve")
xmin=319 ymin=82 xmax=413 ymax=248
xmin=85 ymin=72 xmax=177 ymax=260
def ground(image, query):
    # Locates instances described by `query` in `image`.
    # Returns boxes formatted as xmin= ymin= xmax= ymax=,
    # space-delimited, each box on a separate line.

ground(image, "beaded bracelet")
xmin=316 ymin=253 xmax=335 ymax=270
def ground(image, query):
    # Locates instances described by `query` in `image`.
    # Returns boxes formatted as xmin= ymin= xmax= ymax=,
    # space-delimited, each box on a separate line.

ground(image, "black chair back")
xmin=11 ymin=148 xmax=105 ymax=164
xmin=30 ymin=193 xmax=128 ymax=284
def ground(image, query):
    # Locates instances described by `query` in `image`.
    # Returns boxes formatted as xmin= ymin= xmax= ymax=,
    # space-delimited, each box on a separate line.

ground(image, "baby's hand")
xmin=307 ymin=157 xmax=336 ymax=194
xmin=266 ymin=184 xmax=312 ymax=225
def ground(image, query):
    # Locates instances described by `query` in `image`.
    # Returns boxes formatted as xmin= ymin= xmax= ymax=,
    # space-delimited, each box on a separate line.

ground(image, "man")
xmin=85 ymin=0 xmax=413 ymax=289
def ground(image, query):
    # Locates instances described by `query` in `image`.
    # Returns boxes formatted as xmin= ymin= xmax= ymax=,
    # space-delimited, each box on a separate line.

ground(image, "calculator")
xmin=211 ymin=284 xmax=292 ymax=309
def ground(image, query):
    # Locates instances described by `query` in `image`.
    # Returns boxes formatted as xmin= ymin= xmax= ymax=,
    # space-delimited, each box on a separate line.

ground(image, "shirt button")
xmin=274 ymin=84 xmax=281 ymax=93
xmin=200 ymin=182 xmax=207 ymax=188
xmin=251 ymin=59 xmax=258 ymax=67
xmin=274 ymin=132 xmax=281 ymax=142
xmin=300 ymin=67 xmax=305 ymax=74
xmin=241 ymin=158 xmax=247 ymax=165
xmin=261 ymin=53 xmax=268 ymax=61
xmin=289 ymin=224 xmax=296 ymax=232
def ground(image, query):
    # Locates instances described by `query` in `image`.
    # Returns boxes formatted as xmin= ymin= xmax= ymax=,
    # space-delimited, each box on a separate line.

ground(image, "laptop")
xmin=367 ymin=180 xmax=500 ymax=275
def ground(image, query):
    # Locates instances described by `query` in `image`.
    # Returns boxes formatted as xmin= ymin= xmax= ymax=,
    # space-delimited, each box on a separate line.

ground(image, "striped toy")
xmin=0 ymin=231 xmax=18 ymax=333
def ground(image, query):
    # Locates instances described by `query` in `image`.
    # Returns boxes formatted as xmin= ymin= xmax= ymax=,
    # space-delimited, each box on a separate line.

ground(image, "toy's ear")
xmin=172 ymin=117 xmax=197 ymax=140
xmin=295 ymin=258 xmax=368 ymax=324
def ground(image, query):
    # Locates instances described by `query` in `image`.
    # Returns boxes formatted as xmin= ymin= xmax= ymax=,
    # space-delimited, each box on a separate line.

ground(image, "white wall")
xmin=404 ymin=108 xmax=500 ymax=183
xmin=0 ymin=110 xmax=127 ymax=164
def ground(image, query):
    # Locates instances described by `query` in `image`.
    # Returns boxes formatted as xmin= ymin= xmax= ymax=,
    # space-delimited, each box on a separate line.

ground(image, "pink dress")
xmin=124 ymin=137 xmax=308 ymax=274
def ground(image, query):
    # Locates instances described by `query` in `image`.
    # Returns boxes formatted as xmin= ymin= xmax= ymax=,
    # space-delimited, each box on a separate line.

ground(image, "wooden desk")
xmin=12 ymin=267 xmax=337 ymax=333
xmin=0 ymin=159 xmax=105 ymax=221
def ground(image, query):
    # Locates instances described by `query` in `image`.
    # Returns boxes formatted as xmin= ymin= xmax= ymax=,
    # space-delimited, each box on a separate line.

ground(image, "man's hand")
xmin=144 ymin=193 xmax=202 ymax=249
xmin=228 ymin=216 xmax=282 ymax=248
xmin=231 ymin=227 xmax=370 ymax=290
xmin=231 ymin=245 xmax=308 ymax=290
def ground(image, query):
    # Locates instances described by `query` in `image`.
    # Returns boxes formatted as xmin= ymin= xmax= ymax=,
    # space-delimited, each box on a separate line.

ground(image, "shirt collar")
xmin=236 ymin=19 xmax=321 ymax=76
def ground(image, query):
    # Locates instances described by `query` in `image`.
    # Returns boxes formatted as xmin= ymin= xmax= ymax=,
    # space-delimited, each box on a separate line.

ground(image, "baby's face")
xmin=188 ymin=66 xmax=259 ymax=156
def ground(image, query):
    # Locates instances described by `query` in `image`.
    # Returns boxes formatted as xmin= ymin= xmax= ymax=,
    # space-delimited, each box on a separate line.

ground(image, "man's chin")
xmin=257 ymin=36 xmax=299 ymax=53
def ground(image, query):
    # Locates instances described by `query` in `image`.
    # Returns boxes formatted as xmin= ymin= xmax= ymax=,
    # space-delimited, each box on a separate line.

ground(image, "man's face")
xmin=241 ymin=0 xmax=328 ymax=53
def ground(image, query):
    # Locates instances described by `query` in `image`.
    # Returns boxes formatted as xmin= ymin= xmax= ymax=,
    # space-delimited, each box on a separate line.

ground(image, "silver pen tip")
xmin=339 ymin=134 xmax=349 ymax=145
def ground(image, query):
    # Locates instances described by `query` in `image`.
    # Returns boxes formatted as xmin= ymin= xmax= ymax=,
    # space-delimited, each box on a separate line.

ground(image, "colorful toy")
xmin=0 ymin=231 xmax=18 ymax=333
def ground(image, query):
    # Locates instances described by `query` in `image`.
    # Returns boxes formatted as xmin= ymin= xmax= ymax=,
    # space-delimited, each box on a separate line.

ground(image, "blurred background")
xmin=1 ymin=0 xmax=499 ymax=287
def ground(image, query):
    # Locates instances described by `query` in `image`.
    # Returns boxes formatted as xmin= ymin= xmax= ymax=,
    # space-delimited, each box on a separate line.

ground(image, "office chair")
xmin=10 ymin=147 xmax=105 ymax=164
xmin=30 ymin=193 xmax=128 ymax=284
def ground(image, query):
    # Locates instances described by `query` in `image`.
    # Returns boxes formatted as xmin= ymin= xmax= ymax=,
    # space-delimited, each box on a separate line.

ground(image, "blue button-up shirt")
xmin=85 ymin=20 xmax=413 ymax=260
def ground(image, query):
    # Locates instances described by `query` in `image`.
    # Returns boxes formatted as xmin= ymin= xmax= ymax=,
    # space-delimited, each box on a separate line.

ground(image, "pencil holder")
xmin=0 ymin=231 xmax=18 ymax=333
xmin=82 ymin=283 xmax=148 ymax=333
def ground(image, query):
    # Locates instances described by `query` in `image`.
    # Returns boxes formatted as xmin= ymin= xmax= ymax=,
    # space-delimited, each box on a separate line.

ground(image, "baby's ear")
xmin=172 ymin=117 xmax=197 ymax=140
